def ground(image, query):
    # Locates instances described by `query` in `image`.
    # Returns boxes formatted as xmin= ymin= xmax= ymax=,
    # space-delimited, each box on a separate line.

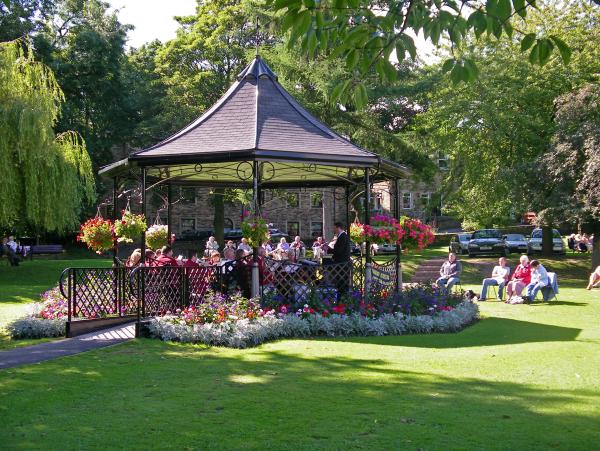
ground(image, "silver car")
xmin=449 ymin=233 xmax=472 ymax=255
xmin=504 ymin=233 xmax=528 ymax=254
xmin=527 ymin=228 xmax=565 ymax=255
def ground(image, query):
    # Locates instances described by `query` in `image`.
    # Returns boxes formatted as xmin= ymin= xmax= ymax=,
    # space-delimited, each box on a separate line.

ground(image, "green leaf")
xmin=496 ymin=0 xmax=512 ymax=20
xmin=450 ymin=62 xmax=466 ymax=84
xmin=381 ymin=59 xmax=397 ymax=82
xmin=486 ymin=0 xmax=498 ymax=15
xmin=307 ymin=30 xmax=318 ymax=56
xmin=441 ymin=58 xmax=455 ymax=73
xmin=295 ymin=10 xmax=313 ymax=36
xmin=395 ymin=42 xmax=405 ymax=61
xmin=347 ymin=0 xmax=360 ymax=8
xmin=528 ymin=42 xmax=540 ymax=64
xmin=346 ymin=49 xmax=360 ymax=70
xmin=468 ymin=10 xmax=487 ymax=38
xmin=400 ymin=34 xmax=417 ymax=60
xmin=520 ymin=33 xmax=536 ymax=51
xmin=353 ymin=82 xmax=369 ymax=109
xmin=315 ymin=11 xmax=324 ymax=28
xmin=503 ymin=22 xmax=513 ymax=38
xmin=512 ymin=0 xmax=527 ymax=18
xmin=281 ymin=11 xmax=299 ymax=33
xmin=538 ymin=38 xmax=554 ymax=66
xmin=550 ymin=35 xmax=572 ymax=64
xmin=303 ymin=0 xmax=315 ymax=8
xmin=463 ymin=58 xmax=480 ymax=80
xmin=331 ymin=79 xmax=351 ymax=104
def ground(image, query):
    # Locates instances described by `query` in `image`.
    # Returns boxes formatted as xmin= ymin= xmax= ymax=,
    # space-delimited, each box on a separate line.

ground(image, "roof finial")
xmin=255 ymin=16 xmax=260 ymax=58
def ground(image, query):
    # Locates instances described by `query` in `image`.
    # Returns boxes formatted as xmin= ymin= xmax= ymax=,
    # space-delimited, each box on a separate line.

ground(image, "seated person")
xmin=436 ymin=252 xmax=461 ymax=292
xmin=232 ymin=248 xmax=250 ymax=297
xmin=6 ymin=236 xmax=18 ymax=254
xmin=479 ymin=257 xmax=510 ymax=300
xmin=506 ymin=255 xmax=531 ymax=302
xmin=587 ymin=266 xmax=600 ymax=290
xmin=567 ymin=234 xmax=577 ymax=252
xmin=290 ymin=236 xmax=305 ymax=260
xmin=524 ymin=260 xmax=549 ymax=303
xmin=154 ymin=245 xmax=181 ymax=267
xmin=223 ymin=246 xmax=236 ymax=261
xmin=1 ymin=237 xmax=20 ymax=266
xmin=262 ymin=240 xmax=273 ymax=255
xmin=183 ymin=252 xmax=200 ymax=268
xmin=208 ymin=250 xmax=221 ymax=265
xmin=237 ymin=237 xmax=252 ymax=254
xmin=312 ymin=236 xmax=328 ymax=257
xmin=277 ymin=237 xmax=290 ymax=252
xmin=125 ymin=249 xmax=142 ymax=268
xmin=144 ymin=249 xmax=156 ymax=266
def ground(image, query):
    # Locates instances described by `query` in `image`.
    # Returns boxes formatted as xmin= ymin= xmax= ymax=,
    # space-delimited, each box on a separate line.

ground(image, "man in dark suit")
xmin=332 ymin=222 xmax=350 ymax=263
xmin=331 ymin=222 xmax=350 ymax=297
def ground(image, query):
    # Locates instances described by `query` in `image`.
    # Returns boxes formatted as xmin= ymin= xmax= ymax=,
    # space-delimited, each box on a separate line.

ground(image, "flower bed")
xmin=146 ymin=285 xmax=479 ymax=348
xmin=6 ymin=287 xmax=67 ymax=339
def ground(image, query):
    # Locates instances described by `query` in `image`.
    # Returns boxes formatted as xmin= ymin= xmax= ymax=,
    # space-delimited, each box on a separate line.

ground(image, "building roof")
xmin=100 ymin=56 xmax=410 ymax=186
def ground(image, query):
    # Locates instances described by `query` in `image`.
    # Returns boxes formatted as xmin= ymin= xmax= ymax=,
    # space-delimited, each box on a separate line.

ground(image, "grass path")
xmin=1 ymin=265 xmax=599 ymax=448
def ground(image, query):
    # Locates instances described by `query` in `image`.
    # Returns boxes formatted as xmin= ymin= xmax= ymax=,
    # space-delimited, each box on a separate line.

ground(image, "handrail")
xmin=59 ymin=267 xmax=71 ymax=299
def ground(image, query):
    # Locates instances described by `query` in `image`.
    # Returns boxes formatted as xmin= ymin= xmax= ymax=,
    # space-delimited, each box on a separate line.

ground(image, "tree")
xmin=33 ymin=0 xmax=132 ymax=167
xmin=0 ymin=41 xmax=95 ymax=234
xmin=0 ymin=0 xmax=53 ymax=42
xmin=270 ymin=0 xmax=574 ymax=107
xmin=537 ymin=84 xmax=600 ymax=268
xmin=407 ymin=1 xmax=600 ymax=229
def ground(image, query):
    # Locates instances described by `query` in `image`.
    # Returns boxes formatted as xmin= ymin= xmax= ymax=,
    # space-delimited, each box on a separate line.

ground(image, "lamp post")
xmin=364 ymin=168 xmax=372 ymax=292
xmin=395 ymin=178 xmax=402 ymax=292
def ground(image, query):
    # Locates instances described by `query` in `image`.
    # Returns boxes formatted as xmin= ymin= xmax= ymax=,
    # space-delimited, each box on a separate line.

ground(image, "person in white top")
xmin=205 ymin=236 xmax=219 ymax=255
xmin=7 ymin=236 xmax=18 ymax=253
xmin=277 ymin=237 xmax=290 ymax=252
xmin=524 ymin=260 xmax=549 ymax=303
xmin=237 ymin=237 xmax=252 ymax=254
xmin=479 ymin=257 xmax=510 ymax=300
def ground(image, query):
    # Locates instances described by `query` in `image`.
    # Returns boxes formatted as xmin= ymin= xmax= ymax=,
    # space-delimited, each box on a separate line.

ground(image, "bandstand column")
xmin=251 ymin=161 xmax=260 ymax=298
xmin=345 ymin=185 xmax=350 ymax=229
xmin=364 ymin=168 xmax=372 ymax=292
xmin=141 ymin=168 xmax=147 ymax=263
xmin=112 ymin=176 xmax=118 ymax=265
xmin=167 ymin=183 xmax=173 ymax=245
xmin=395 ymin=178 xmax=402 ymax=292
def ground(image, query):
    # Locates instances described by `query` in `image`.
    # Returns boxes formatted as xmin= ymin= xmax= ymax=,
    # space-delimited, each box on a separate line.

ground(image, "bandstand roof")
xmin=99 ymin=56 xmax=410 ymax=187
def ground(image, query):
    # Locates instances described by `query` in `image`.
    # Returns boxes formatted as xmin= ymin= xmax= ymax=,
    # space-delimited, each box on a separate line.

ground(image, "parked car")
xmin=503 ymin=233 xmax=528 ymax=254
xmin=527 ymin=228 xmax=565 ymax=255
xmin=449 ymin=233 xmax=472 ymax=255
xmin=178 ymin=229 xmax=212 ymax=241
xmin=223 ymin=228 xmax=289 ymax=242
xmin=467 ymin=229 xmax=508 ymax=257
xmin=378 ymin=243 xmax=397 ymax=253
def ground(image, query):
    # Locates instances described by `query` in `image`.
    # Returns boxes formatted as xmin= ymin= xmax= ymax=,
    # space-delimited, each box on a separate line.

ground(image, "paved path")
xmin=0 ymin=323 xmax=135 ymax=369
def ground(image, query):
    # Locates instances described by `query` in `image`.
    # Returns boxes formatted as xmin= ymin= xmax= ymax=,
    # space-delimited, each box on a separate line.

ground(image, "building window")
xmin=180 ymin=187 xmax=196 ymax=204
xmin=181 ymin=218 xmax=196 ymax=231
xmin=310 ymin=192 xmax=323 ymax=208
xmin=402 ymin=192 xmax=412 ymax=209
xmin=438 ymin=152 xmax=449 ymax=170
xmin=419 ymin=192 xmax=430 ymax=207
xmin=287 ymin=221 xmax=299 ymax=238
xmin=287 ymin=192 xmax=299 ymax=208
xmin=311 ymin=221 xmax=323 ymax=238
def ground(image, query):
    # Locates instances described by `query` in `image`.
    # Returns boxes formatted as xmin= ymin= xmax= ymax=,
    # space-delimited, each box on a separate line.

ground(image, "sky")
xmin=110 ymin=0 xmax=437 ymax=62
xmin=109 ymin=0 xmax=197 ymax=48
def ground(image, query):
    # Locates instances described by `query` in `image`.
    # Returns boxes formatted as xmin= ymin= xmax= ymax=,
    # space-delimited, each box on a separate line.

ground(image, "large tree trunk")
xmin=541 ymin=225 xmax=553 ymax=257
xmin=213 ymin=188 xmax=224 ymax=250
xmin=592 ymin=221 xmax=600 ymax=270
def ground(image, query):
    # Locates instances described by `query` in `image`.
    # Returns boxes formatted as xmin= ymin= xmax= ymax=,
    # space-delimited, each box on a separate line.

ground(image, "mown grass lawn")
xmin=0 ymin=249 xmax=599 ymax=449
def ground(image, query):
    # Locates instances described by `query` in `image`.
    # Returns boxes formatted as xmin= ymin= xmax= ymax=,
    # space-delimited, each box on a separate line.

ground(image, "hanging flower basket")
xmin=146 ymin=224 xmax=169 ymax=250
xmin=114 ymin=210 xmax=147 ymax=244
xmin=349 ymin=222 xmax=364 ymax=243
xmin=397 ymin=216 xmax=435 ymax=251
xmin=363 ymin=214 xmax=404 ymax=245
xmin=77 ymin=217 xmax=115 ymax=254
xmin=241 ymin=215 xmax=269 ymax=248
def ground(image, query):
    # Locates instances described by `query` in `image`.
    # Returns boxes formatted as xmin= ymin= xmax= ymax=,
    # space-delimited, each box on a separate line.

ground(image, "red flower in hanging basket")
xmin=77 ymin=217 xmax=115 ymax=253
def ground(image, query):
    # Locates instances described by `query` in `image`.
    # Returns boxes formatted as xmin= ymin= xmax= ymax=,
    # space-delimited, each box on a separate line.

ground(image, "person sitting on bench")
xmin=524 ymin=260 xmax=549 ymax=303
xmin=587 ymin=266 xmax=600 ymax=290
xmin=479 ymin=257 xmax=510 ymax=301
xmin=436 ymin=252 xmax=461 ymax=292
xmin=1 ymin=237 xmax=20 ymax=266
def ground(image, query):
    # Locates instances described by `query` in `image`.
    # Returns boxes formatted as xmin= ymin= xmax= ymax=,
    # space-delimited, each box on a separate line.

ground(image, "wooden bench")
xmin=29 ymin=244 xmax=65 ymax=259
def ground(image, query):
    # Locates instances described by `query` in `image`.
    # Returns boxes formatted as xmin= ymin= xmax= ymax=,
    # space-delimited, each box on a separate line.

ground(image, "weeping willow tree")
xmin=0 ymin=41 xmax=95 ymax=233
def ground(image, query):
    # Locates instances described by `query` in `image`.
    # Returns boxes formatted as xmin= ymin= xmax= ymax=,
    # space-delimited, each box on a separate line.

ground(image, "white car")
xmin=527 ymin=228 xmax=565 ymax=255
xmin=378 ymin=243 xmax=397 ymax=253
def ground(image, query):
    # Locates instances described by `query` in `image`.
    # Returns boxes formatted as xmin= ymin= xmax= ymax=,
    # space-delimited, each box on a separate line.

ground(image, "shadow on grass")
xmin=316 ymin=317 xmax=581 ymax=348
xmin=0 ymin=341 xmax=597 ymax=449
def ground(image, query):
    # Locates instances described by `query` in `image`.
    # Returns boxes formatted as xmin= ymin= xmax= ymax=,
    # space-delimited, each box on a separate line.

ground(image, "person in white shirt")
xmin=277 ymin=237 xmax=290 ymax=252
xmin=7 ymin=236 xmax=18 ymax=253
xmin=479 ymin=257 xmax=510 ymax=300
xmin=237 ymin=237 xmax=252 ymax=254
xmin=205 ymin=236 xmax=219 ymax=255
xmin=524 ymin=260 xmax=549 ymax=303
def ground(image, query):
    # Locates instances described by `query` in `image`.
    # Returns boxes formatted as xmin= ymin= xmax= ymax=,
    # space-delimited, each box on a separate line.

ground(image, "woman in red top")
xmin=506 ymin=255 xmax=531 ymax=301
